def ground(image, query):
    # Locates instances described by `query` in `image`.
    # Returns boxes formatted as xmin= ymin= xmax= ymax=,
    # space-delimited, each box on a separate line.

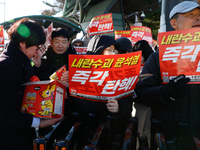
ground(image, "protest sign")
xmin=115 ymin=30 xmax=133 ymax=45
xmin=74 ymin=47 xmax=87 ymax=55
xmin=87 ymin=13 xmax=114 ymax=36
xmin=68 ymin=52 xmax=141 ymax=102
xmin=158 ymin=28 xmax=200 ymax=83
xmin=0 ymin=26 xmax=4 ymax=47
xmin=130 ymin=26 xmax=153 ymax=45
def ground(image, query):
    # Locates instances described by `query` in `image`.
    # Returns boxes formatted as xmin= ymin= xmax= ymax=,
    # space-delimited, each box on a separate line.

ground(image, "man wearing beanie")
xmin=135 ymin=1 xmax=200 ymax=149
xmin=116 ymin=37 xmax=132 ymax=53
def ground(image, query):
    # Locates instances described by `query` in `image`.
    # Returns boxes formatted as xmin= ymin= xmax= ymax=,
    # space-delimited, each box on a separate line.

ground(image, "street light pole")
xmin=0 ymin=1 xmax=5 ymax=22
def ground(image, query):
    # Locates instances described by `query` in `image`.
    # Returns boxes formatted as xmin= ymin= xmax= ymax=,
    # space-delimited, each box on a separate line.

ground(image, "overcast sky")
xmin=0 ymin=0 xmax=55 ymax=24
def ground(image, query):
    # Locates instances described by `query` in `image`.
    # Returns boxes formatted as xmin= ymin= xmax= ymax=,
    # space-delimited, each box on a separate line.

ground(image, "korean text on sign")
xmin=69 ymin=52 xmax=141 ymax=102
xmin=159 ymin=28 xmax=200 ymax=83
xmin=87 ymin=13 xmax=114 ymax=36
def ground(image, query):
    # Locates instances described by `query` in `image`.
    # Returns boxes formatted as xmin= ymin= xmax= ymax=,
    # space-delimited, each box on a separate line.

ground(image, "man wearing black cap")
xmin=134 ymin=1 xmax=200 ymax=149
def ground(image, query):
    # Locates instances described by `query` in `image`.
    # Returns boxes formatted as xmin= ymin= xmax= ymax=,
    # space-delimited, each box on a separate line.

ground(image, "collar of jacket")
xmin=5 ymin=41 xmax=30 ymax=64
xmin=44 ymin=47 xmax=68 ymax=63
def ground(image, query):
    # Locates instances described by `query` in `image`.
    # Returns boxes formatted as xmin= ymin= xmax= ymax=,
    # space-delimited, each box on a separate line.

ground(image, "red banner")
xmin=115 ymin=31 xmax=133 ymax=45
xmin=130 ymin=26 xmax=153 ymax=45
xmin=68 ymin=52 xmax=141 ymax=102
xmin=87 ymin=13 xmax=114 ymax=36
xmin=115 ymin=27 xmax=153 ymax=46
xmin=0 ymin=26 xmax=4 ymax=47
xmin=158 ymin=28 xmax=200 ymax=84
xmin=74 ymin=47 xmax=87 ymax=55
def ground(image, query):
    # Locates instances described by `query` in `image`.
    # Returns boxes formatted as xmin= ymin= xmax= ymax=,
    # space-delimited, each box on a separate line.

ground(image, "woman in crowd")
xmin=133 ymin=40 xmax=154 ymax=148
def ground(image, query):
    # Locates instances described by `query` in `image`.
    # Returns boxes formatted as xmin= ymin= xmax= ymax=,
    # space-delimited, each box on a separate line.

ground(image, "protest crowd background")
xmin=0 ymin=0 xmax=200 ymax=150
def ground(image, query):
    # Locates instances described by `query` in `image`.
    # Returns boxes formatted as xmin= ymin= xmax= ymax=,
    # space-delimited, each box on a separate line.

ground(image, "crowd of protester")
xmin=0 ymin=1 xmax=200 ymax=149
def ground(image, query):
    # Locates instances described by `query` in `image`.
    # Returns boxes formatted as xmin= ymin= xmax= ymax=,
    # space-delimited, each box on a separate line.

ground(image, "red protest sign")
xmin=68 ymin=52 xmax=141 ymax=102
xmin=158 ymin=28 xmax=200 ymax=84
xmin=115 ymin=30 xmax=133 ymax=45
xmin=74 ymin=47 xmax=87 ymax=55
xmin=0 ymin=26 xmax=4 ymax=47
xmin=130 ymin=26 xmax=153 ymax=45
xmin=87 ymin=13 xmax=114 ymax=36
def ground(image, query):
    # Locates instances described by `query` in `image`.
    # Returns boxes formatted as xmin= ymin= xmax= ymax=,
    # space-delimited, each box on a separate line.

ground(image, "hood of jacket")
xmin=86 ymin=35 xmax=120 ymax=55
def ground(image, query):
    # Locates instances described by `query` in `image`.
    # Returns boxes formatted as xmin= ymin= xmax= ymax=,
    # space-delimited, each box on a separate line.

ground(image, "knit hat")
xmin=169 ymin=1 xmax=200 ymax=20
xmin=71 ymin=39 xmax=84 ymax=46
xmin=116 ymin=37 xmax=132 ymax=53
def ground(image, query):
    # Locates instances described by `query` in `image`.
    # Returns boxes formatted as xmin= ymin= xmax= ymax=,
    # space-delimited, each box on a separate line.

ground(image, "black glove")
xmin=161 ymin=74 xmax=190 ymax=101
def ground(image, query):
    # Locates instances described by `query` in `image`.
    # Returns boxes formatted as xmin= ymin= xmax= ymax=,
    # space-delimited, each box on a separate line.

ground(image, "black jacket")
xmin=71 ymin=35 xmax=132 ymax=118
xmin=33 ymin=46 xmax=76 ymax=80
xmin=0 ymin=42 xmax=35 ymax=149
xmin=135 ymin=51 xmax=200 ymax=138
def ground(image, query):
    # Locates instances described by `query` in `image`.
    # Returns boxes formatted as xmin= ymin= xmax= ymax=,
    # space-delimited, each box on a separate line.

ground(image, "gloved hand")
xmin=161 ymin=74 xmax=190 ymax=101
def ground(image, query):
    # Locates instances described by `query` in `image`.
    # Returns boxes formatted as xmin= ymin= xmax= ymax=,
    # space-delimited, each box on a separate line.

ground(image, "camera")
xmin=140 ymin=11 xmax=145 ymax=20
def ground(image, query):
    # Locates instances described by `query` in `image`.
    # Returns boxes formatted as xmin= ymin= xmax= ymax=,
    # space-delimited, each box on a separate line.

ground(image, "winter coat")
xmin=33 ymin=46 xmax=76 ymax=80
xmin=0 ymin=41 xmax=35 ymax=149
xmin=71 ymin=35 xmax=133 ymax=118
xmin=135 ymin=51 xmax=200 ymax=139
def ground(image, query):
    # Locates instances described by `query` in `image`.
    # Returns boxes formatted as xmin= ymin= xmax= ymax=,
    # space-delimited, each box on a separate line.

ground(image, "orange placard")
xmin=130 ymin=26 xmax=153 ymax=45
xmin=115 ymin=27 xmax=153 ymax=46
xmin=50 ymin=65 xmax=66 ymax=81
xmin=87 ymin=13 xmax=114 ymax=36
xmin=158 ymin=28 xmax=200 ymax=84
xmin=0 ymin=26 xmax=4 ymax=47
xmin=115 ymin=30 xmax=133 ymax=45
xmin=74 ymin=47 xmax=87 ymax=55
xmin=68 ymin=52 xmax=141 ymax=102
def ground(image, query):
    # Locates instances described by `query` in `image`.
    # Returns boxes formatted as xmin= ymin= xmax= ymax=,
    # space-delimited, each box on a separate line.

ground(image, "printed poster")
xmin=87 ymin=13 xmax=114 ymax=36
xmin=68 ymin=52 xmax=141 ymax=102
xmin=115 ymin=30 xmax=133 ymax=45
xmin=0 ymin=26 xmax=4 ymax=47
xmin=158 ymin=28 xmax=200 ymax=84
xmin=115 ymin=26 xmax=153 ymax=46
xmin=74 ymin=47 xmax=87 ymax=55
xmin=130 ymin=26 xmax=153 ymax=45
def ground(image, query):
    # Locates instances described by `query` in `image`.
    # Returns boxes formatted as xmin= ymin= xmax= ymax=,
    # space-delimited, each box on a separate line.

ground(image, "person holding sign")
xmin=135 ymin=1 xmax=200 ymax=149
xmin=69 ymin=34 xmax=133 ymax=147
xmin=0 ymin=18 xmax=63 ymax=150
xmin=76 ymin=34 xmax=134 ymax=117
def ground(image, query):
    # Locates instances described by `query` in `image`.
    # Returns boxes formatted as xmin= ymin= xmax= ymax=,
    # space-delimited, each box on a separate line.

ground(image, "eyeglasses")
xmin=74 ymin=44 xmax=83 ymax=47
xmin=105 ymin=48 xmax=119 ymax=54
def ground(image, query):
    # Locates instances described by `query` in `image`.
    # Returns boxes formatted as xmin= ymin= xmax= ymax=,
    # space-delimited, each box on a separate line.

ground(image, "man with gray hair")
xmin=135 ymin=1 xmax=200 ymax=149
